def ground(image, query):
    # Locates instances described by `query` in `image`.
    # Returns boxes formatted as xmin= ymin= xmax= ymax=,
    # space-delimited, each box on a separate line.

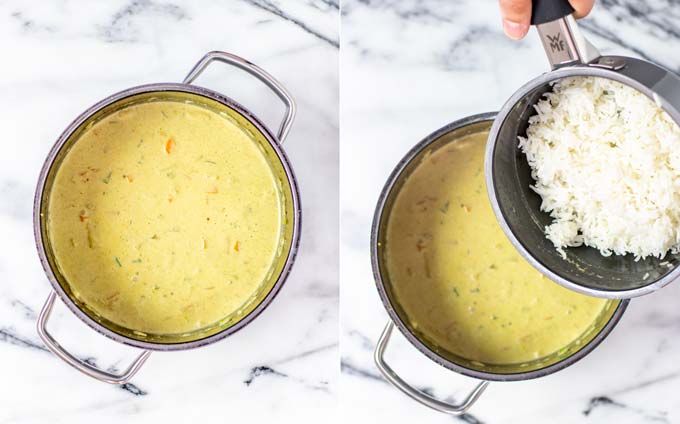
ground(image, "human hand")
xmin=500 ymin=0 xmax=595 ymax=40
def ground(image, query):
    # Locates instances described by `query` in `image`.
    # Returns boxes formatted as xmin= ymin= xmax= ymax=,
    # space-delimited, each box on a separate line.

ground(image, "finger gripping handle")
xmin=531 ymin=0 xmax=575 ymax=25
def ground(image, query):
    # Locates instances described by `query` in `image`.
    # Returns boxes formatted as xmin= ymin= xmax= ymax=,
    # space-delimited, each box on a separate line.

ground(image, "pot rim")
xmin=486 ymin=58 xmax=680 ymax=299
xmin=370 ymin=112 xmax=628 ymax=382
xmin=33 ymin=82 xmax=301 ymax=351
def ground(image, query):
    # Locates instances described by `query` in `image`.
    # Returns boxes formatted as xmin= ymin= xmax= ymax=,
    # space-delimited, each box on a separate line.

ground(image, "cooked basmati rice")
xmin=519 ymin=76 xmax=680 ymax=260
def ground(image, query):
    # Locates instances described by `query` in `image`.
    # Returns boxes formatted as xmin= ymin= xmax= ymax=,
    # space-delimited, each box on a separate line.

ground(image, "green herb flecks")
xmin=102 ymin=171 xmax=112 ymax=184
xmin=114 ymin=257 xmax=122 ymax=267
xmin=86 ymin=224 xmax=94 ymax=248
xmin=423 ymin=253 xmax=431 ymax=279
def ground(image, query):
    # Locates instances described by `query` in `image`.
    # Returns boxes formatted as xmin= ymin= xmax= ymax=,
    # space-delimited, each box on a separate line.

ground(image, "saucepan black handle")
xmin=531 ymin=0 xmax=575 ymax=25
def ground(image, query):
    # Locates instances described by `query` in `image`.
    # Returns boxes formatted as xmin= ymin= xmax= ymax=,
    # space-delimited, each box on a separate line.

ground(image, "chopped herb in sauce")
xmin=85 ymin=224 xmax=94 ymax=248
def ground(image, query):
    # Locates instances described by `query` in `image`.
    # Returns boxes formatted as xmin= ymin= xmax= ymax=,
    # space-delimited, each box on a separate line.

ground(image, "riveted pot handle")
xmin=374 ymin=321 xmax=489 ymax=415
xmin=531 ymin=1 xmax=600 ymax=69
xmin=37 ymin=291 xmax=151 ymax=385
xmin=183 ymin=51 xmax=296 ymax=143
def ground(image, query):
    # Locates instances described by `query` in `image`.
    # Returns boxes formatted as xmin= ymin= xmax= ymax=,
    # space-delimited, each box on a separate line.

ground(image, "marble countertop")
xmin=0 ymin=0 xmax=338 ymax=422
xmin=340 ymin=1 xmax=680 ymax=423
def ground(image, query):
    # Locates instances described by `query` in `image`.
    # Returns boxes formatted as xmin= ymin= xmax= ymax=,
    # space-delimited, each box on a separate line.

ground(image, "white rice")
xmin=519 ymin=76 xmax=680 ymax=260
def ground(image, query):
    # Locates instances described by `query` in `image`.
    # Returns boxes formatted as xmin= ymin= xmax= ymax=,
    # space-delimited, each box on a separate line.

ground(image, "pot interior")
xmin=374 ymin=118 xmax=623 ymax=379
xmin=38 ymin=89 xmax=297 ymax=346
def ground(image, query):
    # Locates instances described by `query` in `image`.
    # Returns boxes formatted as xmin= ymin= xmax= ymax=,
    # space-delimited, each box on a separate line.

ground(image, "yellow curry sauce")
xmin=385 ymin=132 xmax=608 ymax=364
xmin=47 ymin=100 xmax=282 ymax=335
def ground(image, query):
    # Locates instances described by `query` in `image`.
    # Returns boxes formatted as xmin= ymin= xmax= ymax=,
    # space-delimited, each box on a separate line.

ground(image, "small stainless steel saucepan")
xmin=34 ymin=51 xmax=301 ymax=384
xmin=486 ymin=0 xmax=680 ymax=299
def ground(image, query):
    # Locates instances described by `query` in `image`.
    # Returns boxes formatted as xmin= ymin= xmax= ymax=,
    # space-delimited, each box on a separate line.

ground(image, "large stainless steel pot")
xmin=34 ymin=51 xmax=301 ymax=384
xmin=371 ymin=113 xmax=627 ymax=415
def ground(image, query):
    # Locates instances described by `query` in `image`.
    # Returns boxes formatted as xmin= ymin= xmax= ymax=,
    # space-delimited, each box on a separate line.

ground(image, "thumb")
xmin=499 ymin=0 xmax=532 ymax=40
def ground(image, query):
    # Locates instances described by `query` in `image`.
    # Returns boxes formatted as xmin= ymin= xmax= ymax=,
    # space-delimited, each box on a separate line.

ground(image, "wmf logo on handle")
xmin=547 ymin=33 xmax=566 ymax=52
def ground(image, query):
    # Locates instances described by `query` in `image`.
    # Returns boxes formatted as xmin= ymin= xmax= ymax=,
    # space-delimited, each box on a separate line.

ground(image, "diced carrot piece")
xmin=234 ymin=241 xmax=239 ymax=252
xmin=79 ymin=211 xmax=88 ymax=222
xmin=123 ymin=174 xmax=134 ymax=183
xmin=165 ymin=138 xmax=175 ymax=154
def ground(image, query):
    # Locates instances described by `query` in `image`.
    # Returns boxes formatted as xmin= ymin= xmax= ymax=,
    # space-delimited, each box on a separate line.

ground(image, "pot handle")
xmin=531 ymin=0 xmax=575 ymax=25
xmin=531 ymin=0 xmax=601 ymax=69
xmin=182 ymin=51 xmax=296 ymax=143
xmin=37 ymin=291 xmax=151 ymax=385
xmin=374 ymin=321 xmax=489 ymax=415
